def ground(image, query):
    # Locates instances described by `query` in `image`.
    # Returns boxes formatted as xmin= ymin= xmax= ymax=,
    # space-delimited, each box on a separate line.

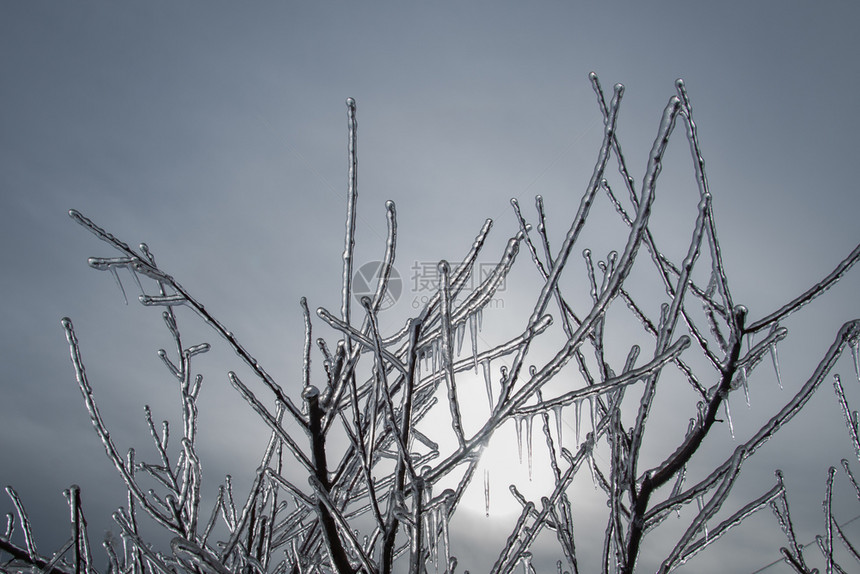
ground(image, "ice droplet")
xmin=484 ymin=468 xmax=491 ymax=517
xmin=770 ymin=343 xmax=783 ymax=390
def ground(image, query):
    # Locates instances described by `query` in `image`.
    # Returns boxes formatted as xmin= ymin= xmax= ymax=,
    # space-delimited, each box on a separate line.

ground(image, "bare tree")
xmin=3 ymin=74 xmax=860 ymax=574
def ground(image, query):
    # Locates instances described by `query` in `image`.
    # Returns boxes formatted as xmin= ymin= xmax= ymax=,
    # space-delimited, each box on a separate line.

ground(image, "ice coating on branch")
xmin=341 ymin=97 xmax=358 ymax=354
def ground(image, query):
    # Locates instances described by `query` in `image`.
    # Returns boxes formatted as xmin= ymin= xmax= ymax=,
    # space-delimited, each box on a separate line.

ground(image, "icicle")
xmin=416 ymin=349 xmax=423 ymax=383
xmin=553 ymin=405 xmax=563 ymax=447
xmin=477 ymin=307 xmax=483 ymax=332
xmin=588 ymin=396 xmax=596 ymax=437
xmin=770 ymin=343 xmax=783 ymax=390
xmin=724 ymin=395 xmax=734 ymax=439
xmin=426 ymin=507 xmax=438 ymax=569
xmin=470 ymin=314 xmax=479 ymax=373
xmin=515 ymin=416 xmax=524 ymax=464
xmin=109 ymin=266 xmax=128 ymax=305
xmin=432 ymin=338 xmax=439 ymax=377
xmin=484 ymin=469 xmax=491 ymax=517
xmin=575 ymin=399 xmax=583 ymax=445
xmin=696 ymin=495 xmax=709 ymax=541
xmin=851 ymin=338 xmax=860 ymax=382
xmin=586 ymin=450 xmax=597 ymax=489
xmin=128 ymin=265 xmax=145 ymax=296
xmin=439 ymin=499 xmax=451 ymax=574
xmin=740 ymin=366 xmax=750 ymax=407
xmin=456 ymin=321 xmax=466 ymax=357
xmin=481 ymin=359 xmax=493 ymax=409
xmin=671 ymin=465 xmax=687 ymax=517
xmin=525 ymin=415 xmax=534 ymax=480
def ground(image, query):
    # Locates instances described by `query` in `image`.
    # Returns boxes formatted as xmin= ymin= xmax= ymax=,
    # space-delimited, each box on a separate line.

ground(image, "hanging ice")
xmin=438 ymin=499 xmax=451 ymax=574
xmin=456 ymin=321 xmax=466 ymax=357
xmin=470 ymin=314 xmax=480 ymax=373
xmin=481 ymin=359 xmax=493 ymax=409
xmin=109 ymin=266 xmax=128 ymax=305
xmin=739 ymin=365 xmax=750 ymax=407
xmin=724 ymin=395 xmax=734 ymax=439
xmin=770 ymin=343 xmax=783 ymax=390
xmin=553 ymin=405 xmax=563 ymax=448
xmin=851 ymin=337 xmax=860 ymax=382
xmin=426 ymin=507 xmax=438 ymax=568
xmin=484 ymin=468 xmax=491 ymax=518
xmin=588 ymin=396 xmax=596 ymax=437
xmin=696 ymin=495 xmax=709 ymax=541
xmin=586 ymin=450 xmax=597 ymax=489
xmin=515 ymin=416 xmax=524 ymax=464
xmin=525 ymin=415 xmax=534 ymax=481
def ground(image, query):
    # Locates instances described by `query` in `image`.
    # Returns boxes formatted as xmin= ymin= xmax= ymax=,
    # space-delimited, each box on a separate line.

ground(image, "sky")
xmin=2 ymin=1 xmax=860 ymax=572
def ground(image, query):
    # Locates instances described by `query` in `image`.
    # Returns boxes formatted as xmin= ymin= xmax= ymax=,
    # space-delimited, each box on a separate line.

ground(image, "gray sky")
xmin=2 ymin=2 xmax=860 ymax=572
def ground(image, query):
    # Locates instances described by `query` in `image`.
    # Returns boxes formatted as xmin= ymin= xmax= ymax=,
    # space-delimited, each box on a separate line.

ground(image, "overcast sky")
xmin=2 ymin=2 xmax=860 ymax=573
